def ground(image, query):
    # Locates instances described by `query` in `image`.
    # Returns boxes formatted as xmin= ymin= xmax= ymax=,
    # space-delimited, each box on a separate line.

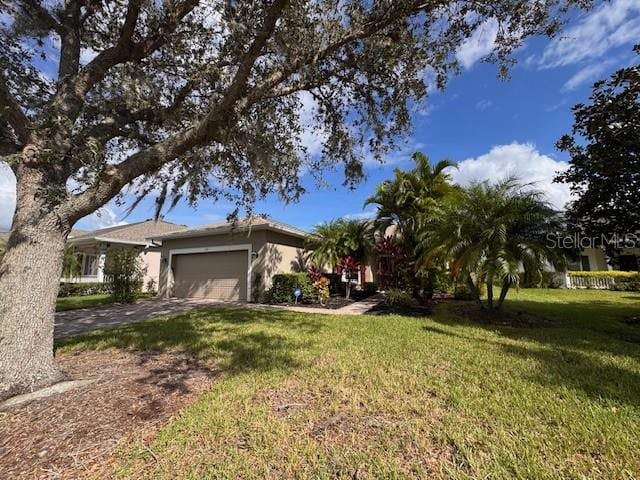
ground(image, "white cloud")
xmin=539 ymin=0 xmax=640 ymax=68
xmin=475 ymin=99 xmax=493 ymax=111
xmin=447 ymin=142 xmax=572 ymax=210
xmin=562 ymin=59 xmax=617 ymax=91
xmin=0 ymin=162 xmax=127 ymax=233
xmin=76 ymin=204 xmax=128 ymax=231
xmin=456 ymin=18 xmax=499 ymax=69
xmin=0 ymin=163 xmax=16 ymax=230
xmin=343 ymin=209 xmax=376 ymax=221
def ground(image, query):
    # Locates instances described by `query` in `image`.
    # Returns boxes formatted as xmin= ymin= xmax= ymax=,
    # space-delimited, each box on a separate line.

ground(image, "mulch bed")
xmin=366 ymin=303 xmax=434 ymax=317
xmin=271 ymin=291 xmax=376 ymax=310
xmin=0 ymin=349 xmax=219 ymax=479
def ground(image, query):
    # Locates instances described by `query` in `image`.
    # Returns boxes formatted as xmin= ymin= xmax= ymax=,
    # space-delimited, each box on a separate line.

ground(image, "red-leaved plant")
xmin=339 ymin=256 xmax=360 ymax=299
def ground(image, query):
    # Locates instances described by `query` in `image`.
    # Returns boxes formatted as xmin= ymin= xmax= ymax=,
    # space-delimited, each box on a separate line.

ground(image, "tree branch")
xmin=48 ymin=0 xmax=198 ymax=130
xmin=58 ymin=0 xmax=82 ymax=79
xmin=248 ymin=1 xmax=429 ymax=102
xmin=0 ymin=71 xmax=30 ymax=144
xmin=15 ymin=0 xmax=63 ymax=34
xmin=63 ymin=0 xmax=290 ymax=221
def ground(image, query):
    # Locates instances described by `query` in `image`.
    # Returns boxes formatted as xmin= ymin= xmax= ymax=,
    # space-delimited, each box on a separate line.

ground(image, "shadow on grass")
xmin=56 ymin=307 xmax=323 ymax=378
xmin=426 ymin=295 xmax=640 ymax=407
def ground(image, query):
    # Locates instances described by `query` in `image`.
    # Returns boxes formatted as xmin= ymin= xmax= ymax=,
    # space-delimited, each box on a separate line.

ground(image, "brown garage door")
xmin=171 ymin=250 xmax=248 ymax=300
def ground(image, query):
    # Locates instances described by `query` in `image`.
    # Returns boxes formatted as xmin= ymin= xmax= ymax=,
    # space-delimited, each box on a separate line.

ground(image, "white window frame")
xmin=82 ymin=253 xmax=98 ymax=277
xmin=167 ymin=244 xmax=252 ymax=301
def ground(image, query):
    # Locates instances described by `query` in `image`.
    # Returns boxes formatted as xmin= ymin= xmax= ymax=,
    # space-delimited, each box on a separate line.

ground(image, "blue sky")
xmin=1 ymin=0 xmax=639 ymax=232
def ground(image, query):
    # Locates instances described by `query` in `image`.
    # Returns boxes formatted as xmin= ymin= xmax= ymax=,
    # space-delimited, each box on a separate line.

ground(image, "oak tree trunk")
xmin=0 ymin=167 xmax=70 ymax=401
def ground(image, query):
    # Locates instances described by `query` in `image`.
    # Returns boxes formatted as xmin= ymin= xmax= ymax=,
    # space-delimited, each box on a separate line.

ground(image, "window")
xmin=619 ymin=255 xmax=639 ymax=271
xmin=82 ymin=254 xmax=98 ymax=276
xmin=580 ymin=255 xmax=591 ymax=272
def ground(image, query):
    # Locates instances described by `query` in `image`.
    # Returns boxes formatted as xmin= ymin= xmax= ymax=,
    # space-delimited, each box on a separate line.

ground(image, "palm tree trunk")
xmin=496 ymin=280 xmax=511 ymax=310
xmin=486 ymin=276 xmax=494 ymax=309
xmin=466 ymin=274 xmax=482 ymax=307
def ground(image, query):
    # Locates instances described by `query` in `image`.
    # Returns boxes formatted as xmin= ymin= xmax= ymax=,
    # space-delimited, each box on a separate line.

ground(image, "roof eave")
xmin=68 ymin=236 xmax=150 ymax=247
xmin=148 ymin=223 xmax=307 ymax=242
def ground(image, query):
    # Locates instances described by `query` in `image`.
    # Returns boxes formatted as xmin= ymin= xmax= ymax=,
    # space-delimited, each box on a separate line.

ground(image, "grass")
xmin=56 ymin=294 xmax=115 ymax=311
xmin=57 ymin=289 xmax=640 ymax=479
xmin=55 ymin=292 xmax=156 ymax=311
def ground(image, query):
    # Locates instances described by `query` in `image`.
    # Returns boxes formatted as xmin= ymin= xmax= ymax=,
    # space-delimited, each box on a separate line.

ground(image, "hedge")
xmin=266 ymin=273 xmax=315 ymax=304
xmin=567 ymin=271 xmax=640 ymax=292
xmin=58 ymin=282 xmax=112 ymax=297
xmin=568 ymin=271 xmax=638 ymax=279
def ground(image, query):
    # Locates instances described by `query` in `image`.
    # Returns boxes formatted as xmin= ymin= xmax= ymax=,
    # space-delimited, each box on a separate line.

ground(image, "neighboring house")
xmin=65 ymin=219 xmax=187 ymax=290
xmin=150 ymin=217 xmax=311 ymax=301
xmin=568 ymin=247 xmax=640 ymax=272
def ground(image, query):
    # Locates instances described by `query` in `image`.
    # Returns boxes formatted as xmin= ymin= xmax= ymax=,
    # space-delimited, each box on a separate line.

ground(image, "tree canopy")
xmin=556 ymin=45 xmax=640 ymax=253
xmin=1 ymin=0 xmax=587 ymax=222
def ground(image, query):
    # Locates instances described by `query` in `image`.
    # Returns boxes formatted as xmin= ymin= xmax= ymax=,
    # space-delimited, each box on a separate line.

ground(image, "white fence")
xmin=564 ymin=274 xmax=617 ymax=290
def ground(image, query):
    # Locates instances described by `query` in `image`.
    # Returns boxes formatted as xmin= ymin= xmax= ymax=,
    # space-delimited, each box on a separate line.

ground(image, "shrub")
xmin=340 ymin=256 xmax=360 ymax=299
xmin=325 ymin=273 xmax=345 ymax=295
xmin=307 ymin=264 xmax=323 ymax=282
xmin=104 ymin=250 xmax=145 ymax=303
xmin=522 ymin=271 xmax=564 ymax=288
xmin=313 ymin=277 xmax=330 ymax=305
xmin=58 ymin=282 xmax=111 ymax=297
xmin=267 ymin=273 xmax=315 ymax=304
xmin=384 ymin=289 xmax=415 ymax=308
xmin=146 ymin=278 xmax=157 ymax=295
xmin=454 ymin=282 xmax=487 ymax=301
xmin=421 ymin=269 xmax=453 ymax=297
xmin=611 ymin=272 xmax=640 ymax=292
xmin=363 ymin=282 xmax=378 ymax=295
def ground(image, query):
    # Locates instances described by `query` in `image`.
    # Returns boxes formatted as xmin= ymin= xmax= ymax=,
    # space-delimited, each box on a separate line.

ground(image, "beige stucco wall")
xmin=140 ymin=250 xmax=161 ymax=291
xmin=157 ymin=229 xmax=306 ymax=301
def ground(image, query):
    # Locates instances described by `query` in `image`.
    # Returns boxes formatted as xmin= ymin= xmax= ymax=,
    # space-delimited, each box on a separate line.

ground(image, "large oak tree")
xmin=0 ymin=0 xmax=587 ymax=399
xmin=556 ymin=46 xmax=640 ymax=258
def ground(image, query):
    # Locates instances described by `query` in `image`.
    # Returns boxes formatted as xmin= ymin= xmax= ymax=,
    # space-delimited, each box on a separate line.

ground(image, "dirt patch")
xmin=0 ymin=349 xmax=219 ymax=479
xmin=456 ymin=304 xmax=554 ymax=327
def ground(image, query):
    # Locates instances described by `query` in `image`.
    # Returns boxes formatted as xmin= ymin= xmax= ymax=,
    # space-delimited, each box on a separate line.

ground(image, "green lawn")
xmin=56 ymin=293 xmax=115 ymax=311
xmin=57 ymin=289 xmax=640 ymax=479
xmin=55 ymin=292 xmax=155 ymax=311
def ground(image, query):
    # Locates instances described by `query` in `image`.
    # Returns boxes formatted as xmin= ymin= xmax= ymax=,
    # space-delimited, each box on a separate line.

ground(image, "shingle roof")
xmin=149 ymin=216 xmax=307 ymax=241
xmin=69 ymin=219 xmax=187 ymax=245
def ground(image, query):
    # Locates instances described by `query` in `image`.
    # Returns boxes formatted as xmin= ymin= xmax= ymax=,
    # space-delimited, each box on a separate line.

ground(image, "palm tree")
xmin=365 ymin=152 xmax=457 ymax=237
xmin=305 ymin=220 xmax=346 ymax=270
xmin=305 ymin=218 xmax=374 ymax=291
xmin=419 ymin=178 xmax=566 ymax=310
xmin=365 ymin=151 xmax=458 ymax=295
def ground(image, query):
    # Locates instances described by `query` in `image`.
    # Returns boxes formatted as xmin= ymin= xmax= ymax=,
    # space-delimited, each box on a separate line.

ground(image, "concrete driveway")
xmin=54 ymin=294 xmax=385 ymax=339
xmin=54 ymin=298 xmax=240 ymax=338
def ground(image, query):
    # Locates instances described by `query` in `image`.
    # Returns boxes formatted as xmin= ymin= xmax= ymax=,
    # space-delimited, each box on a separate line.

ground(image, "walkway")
xmin=271 ymin=293 xmax=385 ymax=315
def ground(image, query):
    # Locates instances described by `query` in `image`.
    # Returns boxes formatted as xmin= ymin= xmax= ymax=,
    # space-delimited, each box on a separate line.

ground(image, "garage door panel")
xmin=172 ymin=250 xmax=247 ymax=300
